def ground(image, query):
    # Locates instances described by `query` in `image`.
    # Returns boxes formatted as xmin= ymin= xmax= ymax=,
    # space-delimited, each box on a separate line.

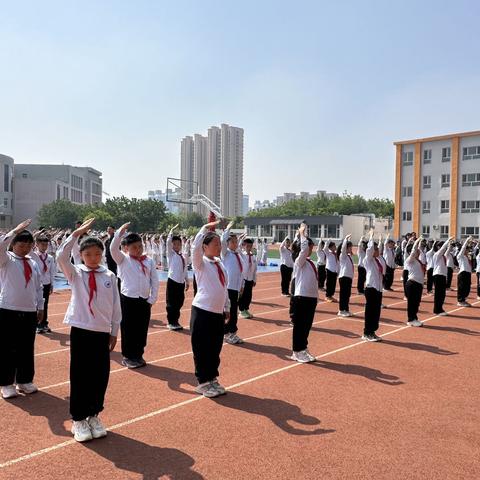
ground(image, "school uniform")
xmin=316 ymin=246 xmax=327 ymax=290
xmin=363 ymin=240 xmax=385 ymax=336
xmin=425 ymin=247 xmax=435 ymax=293
xmin=190 ymin=227 xmax=229 ymax=384
xmin=324 ymin=242 xmax=338 ymax=299
xmin=292 ymin=235 xmax=318 ymax=352
xmin=338 ymin=238 xmax=354 ymax=313
xmin=382 ymin=241 xmax=396 ymax=290
xmin=30 ymin=250 xmax=56 ymax=330
xmin=0 ymin=232 xmax=44 ymax=388
xmin=166 ymin=234 xmax=188 ymax=327
xmin=432 ymin=242 xmax=451 ymax=314
xmin=456 ymin=243 xmax=472 ymax=303
xmin=401 ymin=243 xmax=411 ymax=297
xmin=445 ymin=251 xmax=455 ymax=289
xmin=104 ymin=234 xmax=117 ymax=275
xmin=279 ymin=239 xmax=294 ymax=295
xmin=57 ymin=234 xmax=121 ymax=421
xmin=238 ymin=250 xmax=257 ymax=313
xmin=357 ymin=241 xmax=366 ymax=294
xmin=405 ymin=242 xmax=425 ymax=322
xmin=476 ymin=251 xmax=480 ymax=298
xmin=256 ymin=240 xmax=263 ymax=264
xmin=110 ymin=232 xmax=159 ymax=363
xmin=221 ymin=228 xmax=244 ymax=335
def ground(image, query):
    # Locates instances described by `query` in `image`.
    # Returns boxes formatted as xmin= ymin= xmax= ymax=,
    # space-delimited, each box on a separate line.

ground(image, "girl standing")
xmin=324 ymin=240 xmax=338 ymax=302
xmin=337 ymin=235 xmax=354 ymax=317
xmin=279 ymin=237 xmax=294 ymax=296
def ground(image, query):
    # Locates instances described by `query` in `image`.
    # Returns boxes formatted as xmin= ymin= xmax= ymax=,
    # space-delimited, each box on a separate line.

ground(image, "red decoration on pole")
xmin=208 ymin=211 xmax=216 ymax=231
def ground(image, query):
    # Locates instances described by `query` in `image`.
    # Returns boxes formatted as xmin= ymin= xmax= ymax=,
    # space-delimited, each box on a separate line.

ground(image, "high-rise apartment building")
xmin=180 ymin=123 xmax=244 ymax=217
xmin=394 ymin=130 xmax=480 ymax=240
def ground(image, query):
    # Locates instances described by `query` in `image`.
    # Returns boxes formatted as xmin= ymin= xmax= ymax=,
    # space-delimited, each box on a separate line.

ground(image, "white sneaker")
xmin=1 ymin=385 xmax=18 ymax=399
xmin=407 ymin=319 xmax=423 ymax=327
xmin=291 ymin=350 xmax=314 ymax=363
xmin=225 ymin=333 xmax=244 ymax=345
xmin=337 ymin=311 xmax=346 ymax=317
xmin=16 ymin=383 xmax=38 ymax=395
xmin=362 ymin=334 xmax=382 ymax=342
xmin=343 ymin=311 xmax=353 ymax=317
xmin=87 ymin=416 xmax=107 ymax=439
xmin=457 ymin=302 xmax=470 ymax=307
xmin=195 ymin=382 xmax=221 ymax=398
xmin=239 ymin=311 xmax=250 ymax=319
xmin=438 ymin=311 xmax=448 ymax=316
xmin=71 ymin=419 xmax=93 ymax=442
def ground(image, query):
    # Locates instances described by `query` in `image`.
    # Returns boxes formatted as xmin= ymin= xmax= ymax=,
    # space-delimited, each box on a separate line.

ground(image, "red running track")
xmin=0 ymin=271 xmax=479 ymax=479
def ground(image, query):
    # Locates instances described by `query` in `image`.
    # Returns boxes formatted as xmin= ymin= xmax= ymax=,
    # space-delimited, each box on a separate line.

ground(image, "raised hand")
xmin=13 ymin=219 xmax=32 ymax=234
xmin=72 ymin=218 xmax=95 ymax=238
xmin=118 ymin=222 xmax=131 ymax=235
xmin=204 ymin=220 xmax=220 ymax=229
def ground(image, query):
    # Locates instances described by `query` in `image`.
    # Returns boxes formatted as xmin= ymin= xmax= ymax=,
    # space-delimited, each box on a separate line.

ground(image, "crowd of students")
xmin=0 ymin=218 xmax=478 ymax=443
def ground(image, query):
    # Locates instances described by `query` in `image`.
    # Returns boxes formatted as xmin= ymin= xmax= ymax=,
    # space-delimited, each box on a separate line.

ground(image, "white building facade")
xmin=394 ymin=130 xmax=480 ymax=240
xmin=0 ymin=154 xmax=14 ymax=228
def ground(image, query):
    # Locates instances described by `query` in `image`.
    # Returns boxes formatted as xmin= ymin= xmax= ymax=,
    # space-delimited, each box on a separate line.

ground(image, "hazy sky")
xmin=1 ymin=0 xmax=479 ymax=204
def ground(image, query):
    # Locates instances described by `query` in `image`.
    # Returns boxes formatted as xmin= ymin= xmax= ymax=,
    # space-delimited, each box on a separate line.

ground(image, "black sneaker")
xmin=362 ymin=333 xmax=382 ymax=342
xmin=122 ymin=358 xmax=144 ymax=369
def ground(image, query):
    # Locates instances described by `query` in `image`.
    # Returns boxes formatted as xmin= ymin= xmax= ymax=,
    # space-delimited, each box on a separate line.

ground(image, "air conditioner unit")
xmin=432 ymin=224 xmax=439 ymax=230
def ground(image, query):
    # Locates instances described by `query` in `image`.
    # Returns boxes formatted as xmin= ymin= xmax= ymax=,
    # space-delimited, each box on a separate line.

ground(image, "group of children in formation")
xmin=1 ymin=218 xmax=478 ymax=443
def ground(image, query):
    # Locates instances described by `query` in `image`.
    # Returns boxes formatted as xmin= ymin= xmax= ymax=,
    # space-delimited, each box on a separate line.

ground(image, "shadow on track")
xmin=382 ymin=339 xmax=458 ymax=355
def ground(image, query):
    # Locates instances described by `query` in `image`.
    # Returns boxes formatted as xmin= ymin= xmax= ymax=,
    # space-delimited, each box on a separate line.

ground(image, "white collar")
xmin=78 ymin=264 xmax=107 ymax=273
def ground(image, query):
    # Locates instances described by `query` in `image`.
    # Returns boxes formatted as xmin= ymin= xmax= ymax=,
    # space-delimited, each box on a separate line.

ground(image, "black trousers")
xmin=457 ymin=271 xmax=472 ymax=302
xmin=120 ymin=295 xmax=152 ymax=360
xmin=384 ymin=266 xmax=395 ymax=290
xmin=280 ymin=265 xmax=293 ymax=295
xmin=364 ymin=288 xmax=382 ymax=335
xmin=193 ymin=274 xmax=197 ymax=297
xmin=433 ymin=275 xmax=447 ymax=314
xmin=39 ymin=284 xmax=52 ymax=327
xmin=291 ymin=296 xmax=318 ymax=351
xmin=446 ymin=267 xmax=453 ymax=289
xmin=289 ymin=278 xmax=296 ymax=319
xmin=224 ymin=289 xmax=239 ymax=334
xmin=70 ymin=327 xmax=110 ymax=421
xmin=477 ymin=272 xmax=480 ymax=297
xmin=339 ymin=276 xmax=352 ymax=312
xmin=0 ymin=309 xmax=37 ymax=386
xmin=166 ymin=278 xmax=185 ymax=325
xmin=325 ymin=269 xmax=337 ymax=298
xmin=239 ymin=280 xmax=254 ymax=311
xmin=426 ymin=268 xmax=434 ymax=292
xmin=402 ymin=269 xmax=409 ymax=296
xmin=317 ymin=265 xmax=326 ymax=289
xmin=357 ymin=266 xmax=366 ymax=293
xmin=406 ymin=280 xmax=423 ymax=322
xmin=190 ymin=306 xmax=224 ymax=384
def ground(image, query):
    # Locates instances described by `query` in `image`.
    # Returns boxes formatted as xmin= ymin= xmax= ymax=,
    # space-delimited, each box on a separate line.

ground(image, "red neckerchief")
xmin=131 ymin=255 xmax=148 ymax=275
xmin=306 ymin=258 xmax=319 ymax=280
xmin=23 ymin=258 xmax=32 ymax=287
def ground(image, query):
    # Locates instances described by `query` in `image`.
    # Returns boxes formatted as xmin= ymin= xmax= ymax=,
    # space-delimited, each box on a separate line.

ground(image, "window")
xmin=4 ymin=164 xmax=9 ymax=192
xmin=422 ymin=225 xmax=430 ymax=236
xmin=325 ymin=224 xmax=340 ymax=238
xmin=441 ymin=174 xmax=450 ymax=188
xmin=463 ymin=146 xmax=480 ymax=160
xmin=92 ymin=182 xmax=102 ymax=196
xmin=461 ymin=200 xmax=480 ymax=213
xmin=422 ymin=200 xmax=431 ymax=214
xmin=461 ymin=173 xmax=480 ymax=186
xmin=402 ymin=151 xmax=413 ymax=166
xmin=423 ymin=176 xmax=431 ymax=189
xmin=71 ymin=189 xmax=83 ymax=203
xmin=63 ymin=186 xmax=69 ymax=199
xmin=442 ymin=147 xmax=451 ymax=162
xmin=402 ymin=186 xmax=413 ymax=197
xmin=440 ymin=225 xmax=449 ymax=239
xmin=460 ymin=226 xmax=480 ymax=239
xmin=57 ymin=185 xmax=61 ymax=200
xmin=71 ymin=174 xmax=83 ymax=190
xmin=22 ymin=173 xmax=27 ymax=178
xmin=3 ymin=198 xmax=7 ymax=207
xmin=402 ymin=211 xmax=412 ymax=221
xmin=423 ymin=149 xmax=432 ymax=164
xmin=440 ymin=200 xmax=450 ymax=213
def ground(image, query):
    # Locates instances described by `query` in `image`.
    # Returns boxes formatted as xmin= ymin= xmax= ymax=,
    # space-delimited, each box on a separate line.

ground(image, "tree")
xmin=37 ymin=200 xmax=86 ymax=228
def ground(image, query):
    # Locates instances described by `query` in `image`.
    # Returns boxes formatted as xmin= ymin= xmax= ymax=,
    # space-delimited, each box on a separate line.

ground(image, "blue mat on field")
xmin=54 ymin=263 xmax=280 ymax=291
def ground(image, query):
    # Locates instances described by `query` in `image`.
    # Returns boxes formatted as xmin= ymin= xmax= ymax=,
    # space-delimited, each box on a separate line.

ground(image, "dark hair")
xmin=79 ymin=236 xmax=104 ymax=252
xmin=36 ymin=235 xmax=50 ymax=243
xmin=319 ymin=240 xmax=325 ymax=248
xmin=291 ymin=240 xmax=301 ymax=261
xmin=361 ymin=241 xmax=368 ymax=250
xmin=306 ymin=237 xmax=314 ymax=247
xmin=172 ymin=235 xmax=182 ymax=243
xmin=243 ymin=238 xmax=253 ymax=245
xmin=406 ymin=244 xmax=413 ymax=255
xmin=203 ymin=231 xmax=220 ymax=245
xmin=227 ymin=234 xmax=237 ymax=242
xmin=328 ymin=241 xmax=335 ymax=249
xmin=107 ymin=225 xmax=115 ymax=229
xmin=12 ymin=230 xmax=34 ymax=245
xmin=123 ymin=232 xmax=142 ymax=245
xmin=336 ymin=240 xmax=352 ymax=260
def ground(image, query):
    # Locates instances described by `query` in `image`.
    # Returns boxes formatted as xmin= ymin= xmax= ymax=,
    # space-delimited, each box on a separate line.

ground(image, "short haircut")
xmin=306 ymin=237 xmax=315 ymax=247
xmin=36 ymin=235 xmax=50 ymax=243
xmin=203 ymin=231 xmax=219 ymax=245
xmin=227 ymin=234 xmax=238 ymax=242
xmin=123 ymin=232 xmax=142 ymax=245
xmin=172 ymin=235 xmax=182 ymax=243
xmin=328 ymin=241 xmax=335 ymax=249
xmin=79 ymin=236 xmax=104 ymax=252
xmin=12 ymin=230 xmax=34 ymax=245
xmin=243 ymin=238 xmax=254 ymax=245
